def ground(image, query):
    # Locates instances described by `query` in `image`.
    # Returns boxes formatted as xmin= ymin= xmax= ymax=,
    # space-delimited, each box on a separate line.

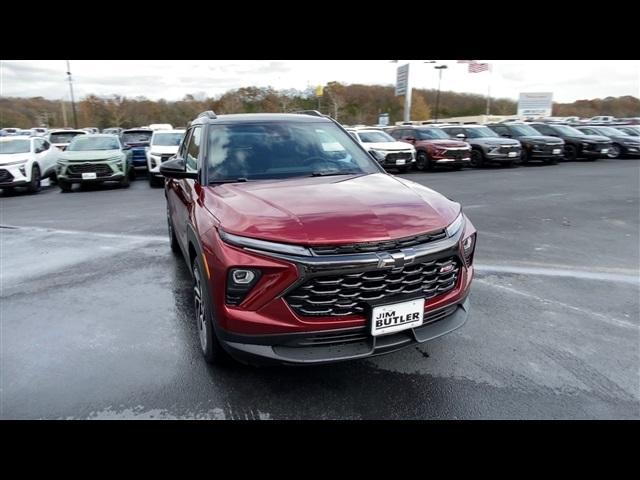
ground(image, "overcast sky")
xmin=1 ymin=60 xmax=638 ymax=104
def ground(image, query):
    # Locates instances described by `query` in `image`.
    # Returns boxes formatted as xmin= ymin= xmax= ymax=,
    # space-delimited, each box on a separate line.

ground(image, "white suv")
xmin=146 ymin=129 xmax=185 ymax=187
xmin=346 ymin=128 xmax=416 ymax=172
xmin=0 ymin=136 xmax=60 ymax=193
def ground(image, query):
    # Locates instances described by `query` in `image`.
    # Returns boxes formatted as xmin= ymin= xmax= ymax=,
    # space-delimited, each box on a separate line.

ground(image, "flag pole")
xmin=485 ymin=64 xmax=492 ymax=116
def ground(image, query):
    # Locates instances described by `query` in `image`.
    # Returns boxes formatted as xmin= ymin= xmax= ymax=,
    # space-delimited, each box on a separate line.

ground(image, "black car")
xmin=574 ymin=125 xmax=640 ymax=158
xmin=487 ymin=123 xmax=564 ymax=165
xmin=527 ymin=123 xmax=612 ymax=161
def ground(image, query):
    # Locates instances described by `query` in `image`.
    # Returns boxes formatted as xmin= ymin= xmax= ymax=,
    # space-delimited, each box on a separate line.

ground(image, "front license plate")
xmin=371 ymin=298 xmax=425 ymax=336
xmin=552 ymin=149 xmax=561 ymax=154
xmin=396 ymin=159 xmax=406 ymax=165
xmin=82 ymin=172 xmax=97 ymax=180
xmin=601 ymin=149 xmax=609 ymax=154
xmin=508 ymin=151 xmax=518 ymax=158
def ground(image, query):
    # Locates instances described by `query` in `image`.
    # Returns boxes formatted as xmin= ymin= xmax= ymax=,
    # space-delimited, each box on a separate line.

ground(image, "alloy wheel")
xmin=193 ymin=265 xmax=208 ymax=353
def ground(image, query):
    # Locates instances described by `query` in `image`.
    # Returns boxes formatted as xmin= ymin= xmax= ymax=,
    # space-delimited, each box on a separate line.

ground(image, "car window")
xmin=186 ymin=126 xmax=202 ymax=172
xmin=531 ymin=124 xmax=553 ymax=136
xmin=34 ymin=138 xmax=45 ymax=152
xmin=491 ymin=126 xmax=508 ymax=136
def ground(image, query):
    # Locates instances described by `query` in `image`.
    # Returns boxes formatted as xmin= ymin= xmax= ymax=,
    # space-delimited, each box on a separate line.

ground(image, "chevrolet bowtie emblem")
xmin=376 ymin=248 xmax=417 ymax=269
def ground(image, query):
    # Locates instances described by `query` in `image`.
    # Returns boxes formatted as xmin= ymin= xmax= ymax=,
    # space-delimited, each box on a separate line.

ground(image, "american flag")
xmin=469 ymin=62 xmax=490 ymax=73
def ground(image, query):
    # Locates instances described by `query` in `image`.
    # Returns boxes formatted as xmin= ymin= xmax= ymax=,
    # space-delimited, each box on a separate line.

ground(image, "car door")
xmin=167 ymin=126 xmax=202 ymax=249
xmin=32 ymin=138 xmax=49 ymax=175
xmin=39 ymin=138 xmax=57 ymax=176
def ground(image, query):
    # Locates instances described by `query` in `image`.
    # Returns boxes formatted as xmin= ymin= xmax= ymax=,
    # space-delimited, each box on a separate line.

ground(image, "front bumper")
xmin=218 ymin=297 xmax=470 ymax=365
xmin=0 ymin=165 xmax=29 ymax=187
xmin=58 ymin=160 xmax=127 ymax=182
xmin=528 ymin=144 xmax=565 ymax=159
xmin=485 ymin=148 xmax=522 ymax=161
xmin=580 ymin=144 xmax=612 ymax=157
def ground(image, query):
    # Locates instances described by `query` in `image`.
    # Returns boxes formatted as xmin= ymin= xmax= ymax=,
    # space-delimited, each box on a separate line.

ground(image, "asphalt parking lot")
xmin=1 ymin=159 xmax=639 ymax=419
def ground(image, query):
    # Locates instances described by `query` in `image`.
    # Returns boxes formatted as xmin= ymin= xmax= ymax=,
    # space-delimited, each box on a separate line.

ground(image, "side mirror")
xmin=122 ymin=145 xmax=132 ymax=150
xmin=501 ymin=133 xmax=511 ymax=138
xmin=159 ymin=157 xmax=198 ymax=180
xmin=405 ymin=136 xmax=416 ymax=143
xmin=456 ymin=133 xmax=466 ymax=140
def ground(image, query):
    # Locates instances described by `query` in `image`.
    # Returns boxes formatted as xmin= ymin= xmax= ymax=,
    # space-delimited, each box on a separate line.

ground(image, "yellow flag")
xmin=315 ymin=85 xmax=324 ymax=97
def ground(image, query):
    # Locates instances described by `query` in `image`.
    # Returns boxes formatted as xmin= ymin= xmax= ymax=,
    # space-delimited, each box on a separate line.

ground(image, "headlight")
xmin=446 ymin=212 xmax=464 ymax=238
xmin=462 ymin=233 xmax=476 ymax=265
xmin=369 ymin=149 xmax=386 ymax=161
xmin=218 ymin=229 xmax=312 ymax=257
xmin=226 ymin=268 xmax=262 ymax=305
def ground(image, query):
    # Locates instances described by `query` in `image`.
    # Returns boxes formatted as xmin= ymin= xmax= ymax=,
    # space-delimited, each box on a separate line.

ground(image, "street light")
xmin=66 ymin=60 xmax=78 ymax=129
xmin=434 ymin=64 xmax=448 ymax=123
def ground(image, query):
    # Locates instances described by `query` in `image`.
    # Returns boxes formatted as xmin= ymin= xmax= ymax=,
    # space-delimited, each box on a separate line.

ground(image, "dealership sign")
xmin=395 ymin=64 xmax=410 ymax=96
xmin=518 ymin=92 xmax=553 ymax=117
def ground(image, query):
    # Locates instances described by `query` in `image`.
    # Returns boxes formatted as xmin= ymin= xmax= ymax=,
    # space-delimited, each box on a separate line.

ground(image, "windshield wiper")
xmin=209 ymin=177 xmax=249 ymax=184
xmin=310 ymin=170 xmax=361 ymax=177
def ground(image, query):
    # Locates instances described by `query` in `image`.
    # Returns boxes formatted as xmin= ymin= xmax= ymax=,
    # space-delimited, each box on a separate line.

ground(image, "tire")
xmin=564 ymin=145 xmax=578 ymax=161
xmin=470 ymin=149 xmax=484 ymax=168
xmin=26 ymin=164 xmax=41 ymax=194
xmin=149 ymin=175 xmax=163 ymax=188
xmin=415 ymin=151 xmax=430 ymax=171
xmin=521 ymin=149 xmax=531 ymax=164
xmin=58 ymin=179 xmax=72 ymax=192
xmin=607 ymin=144 xmax=621 ymax=159
xmin=167 ymin=204 xmax=181 ymax=254
xmin=193 ymin=256 xmax=229 ymax=364
xmin=120 ymin=173 xmax=130 ymax=188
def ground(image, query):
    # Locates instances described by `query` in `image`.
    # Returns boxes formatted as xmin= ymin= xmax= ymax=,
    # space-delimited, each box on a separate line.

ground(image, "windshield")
xmin=68 ymin=136 xmax=120 ymax=151
xmin=416 ymin=128 xmax=450 ymax=140
xmin=596 ymin=126 xmax=628 ymax=136
xmin=509 ymin=125 xmax=541 ymax=136
xmin=122 ymin=131 xmax=152 ymax=144
xmin=357 ymin=131 xmax=395 ymax=143
xmin=152 ymin=132 xmax=184 ymax=146
xmin=553 ymin=125 xmax=585 ymax=136
xmin=465 ymin=127 xmax=498 ymax=138
xmin=0 ymin=139 xmax=30 ymax=154
xmin=50 ymin=132 xmax=84 ymax=144
xmin=207 ymin=122 xmax=380 ymax=183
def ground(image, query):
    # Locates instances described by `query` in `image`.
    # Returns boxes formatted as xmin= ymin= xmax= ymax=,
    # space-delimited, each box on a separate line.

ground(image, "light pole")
xmin=66 ymin=60 xmax=78 ymax=129
xmin=434 ymin=64 xmax=448 ymax=123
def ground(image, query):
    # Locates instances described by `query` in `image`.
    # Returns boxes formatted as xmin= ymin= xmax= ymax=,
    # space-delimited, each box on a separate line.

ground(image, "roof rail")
xmin=197 ymin=110 xmax=217 ymax=120
xmin=294 ymin=110 xmax=325 ymax=117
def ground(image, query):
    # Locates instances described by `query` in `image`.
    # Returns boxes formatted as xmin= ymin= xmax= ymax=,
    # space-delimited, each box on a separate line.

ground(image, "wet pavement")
xmin=1 ymin=159 xmax=639 ymax=419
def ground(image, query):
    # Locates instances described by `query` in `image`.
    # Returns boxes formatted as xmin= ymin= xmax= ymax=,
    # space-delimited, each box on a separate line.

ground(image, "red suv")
xmin=160 ymin=111 xmax=476 ymax=366
xmin=390 ymin=126 xmax=471 ymax=170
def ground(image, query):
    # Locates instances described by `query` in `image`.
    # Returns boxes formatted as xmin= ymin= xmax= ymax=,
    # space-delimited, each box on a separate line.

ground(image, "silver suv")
xmin=438 ymin=124 xmax=522 ymax=168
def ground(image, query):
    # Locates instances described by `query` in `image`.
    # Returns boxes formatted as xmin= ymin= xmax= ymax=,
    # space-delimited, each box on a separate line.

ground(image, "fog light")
xmin=226 ymin=268 xmax=261 ymax=305
xmin=231 ymin=269 xmax=256 ymax=284
xmin=19 ymin=165 xmax=26 ymax=175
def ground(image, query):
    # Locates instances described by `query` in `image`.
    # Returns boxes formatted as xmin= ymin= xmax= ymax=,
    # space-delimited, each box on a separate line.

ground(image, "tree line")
xmin=1 ymin=82 xmax=638 ymax=129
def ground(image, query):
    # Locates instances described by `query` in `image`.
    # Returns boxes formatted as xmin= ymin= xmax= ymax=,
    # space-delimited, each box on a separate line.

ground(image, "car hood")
xmin=518 ymin=135 xmax=564 ymax=144
xmin=365 ymin=142 xmax=414 ymax=151
xmin=471 ymin=137 xmax=520 ymax=146
xmin=60 ymin=149 xmax=123 ymax=161
xmin=204 ymin=173 xmax=460 ymax=245
xmin=148 ymin=145 xmax=179 ymax=154
xmin=0 ymin=153 xmax=31 ymax=165
xmin=569 ymin=134 xmax=611 ymax=143
xmin=420 ymin=139 xmax=469 ymax=148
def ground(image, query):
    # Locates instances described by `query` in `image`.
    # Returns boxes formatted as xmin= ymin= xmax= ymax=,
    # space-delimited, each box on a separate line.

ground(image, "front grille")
xmin=0 ymin=169 xmax=14 ymax=183
xmin=498 ymin=145 xmax=519 ymax=154
xmin=443 ymin=149 xmax=469 ymax=159
xmin=385 ymin=152 xmax=412 ymax=163
xmin=67 ymin=163 xmax=113 ymax=177
xmin=311 ymin=230 xmax=447 ymax=255
xmin=286 ymin=256 xmax=460 ymax=317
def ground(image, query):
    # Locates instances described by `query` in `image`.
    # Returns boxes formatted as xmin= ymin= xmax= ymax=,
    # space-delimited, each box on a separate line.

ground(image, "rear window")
xmin=122 ymin=131 xmax=153 ymax=144
xmin=50 ymin=132 xmax=84 ymax=143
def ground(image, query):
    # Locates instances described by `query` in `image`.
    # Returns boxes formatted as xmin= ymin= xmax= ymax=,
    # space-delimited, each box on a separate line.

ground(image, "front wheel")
xmin=26 ymin=164 xmax=41 ymax=193
xmin=193 ymin=258 xmax=229 ymax=364
xmin=564 ymin=145 xmax=578 ymax=161
xmin=607 ymin=144 xmax=621 ymax=159
xmin=415 ymin=151 xmax=430 ymax=171
xmin=470 ymin=149 xmax=484 ymax=168
xmin=120 ymin=174 xmax=130 ymax=188
xmin=58 ymin=178 xmax=72 ymax=192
